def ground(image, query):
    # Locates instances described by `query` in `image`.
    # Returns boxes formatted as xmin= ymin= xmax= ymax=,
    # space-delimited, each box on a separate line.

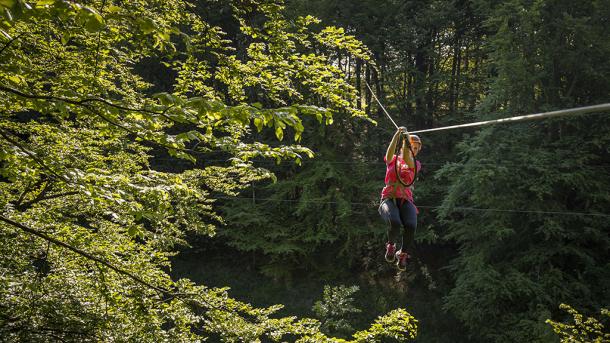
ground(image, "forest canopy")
xmin=1 ymin=0 xmax=609 ymax=342
xmin=0 ymin=0 xmax=421 ymax=341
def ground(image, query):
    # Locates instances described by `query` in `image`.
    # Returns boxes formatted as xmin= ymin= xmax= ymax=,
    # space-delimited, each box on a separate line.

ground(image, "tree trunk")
xmin=449 ymin=35 xmax=460 ymax=114
xmin=365 ymin=64 xmax=372 ymax=115
xmin=414 ymin=48 xmax=427 ymax=129
xmin=356 ymin=59 xmax=362 ymax=110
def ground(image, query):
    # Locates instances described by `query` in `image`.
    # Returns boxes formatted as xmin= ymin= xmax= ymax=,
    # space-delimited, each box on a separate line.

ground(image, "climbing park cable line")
xmin=365 ymin=82 xmax=400 ymax=129
xmin=365 ymin=81 xmax=610 ymax=133
xmin=218 ymin=196 xmax=610 ymax=218
xmin=410 ymin=103 xmax=610 ymax=134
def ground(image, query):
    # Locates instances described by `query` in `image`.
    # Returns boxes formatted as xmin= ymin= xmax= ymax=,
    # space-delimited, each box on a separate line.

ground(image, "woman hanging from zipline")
xmin=379 ymin=127 xmax=422 ymax=271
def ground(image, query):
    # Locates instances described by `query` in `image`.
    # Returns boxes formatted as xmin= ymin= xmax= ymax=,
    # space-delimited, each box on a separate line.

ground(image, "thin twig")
xmin=0 ymin=129 xmax=69 ymax=182
xmin=19 ymin=191 xmax=79 ymax=210
xmin=0 ymin=84 xmax=162 ymax=116
xmin=0 ymin=32 xmax=27 ymax=57
xmin=93 ymin=0 xmax=108 ymax=80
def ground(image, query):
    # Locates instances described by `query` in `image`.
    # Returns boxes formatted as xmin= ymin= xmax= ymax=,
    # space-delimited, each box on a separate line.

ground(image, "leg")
xmin=398 ymin=200 xmax=417 ymax=253
xmin=378 ymin=198 xmax=402 ymax=244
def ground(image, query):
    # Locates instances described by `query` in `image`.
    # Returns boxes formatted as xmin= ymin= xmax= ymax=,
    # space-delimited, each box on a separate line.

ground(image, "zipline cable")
xmin=411 ymin=103 xmax=610 ymax=134
xmin=365 ymin=82 xmax=399 ymax=129
xmin=365 ymin=81 xmax=610 ymax=134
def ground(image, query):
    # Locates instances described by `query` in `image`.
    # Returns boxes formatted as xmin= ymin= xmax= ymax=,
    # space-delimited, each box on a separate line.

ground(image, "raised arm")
xmin=401 ymin=134 xmax=416 ymax=169
xmin=385 ymin=129 xmax=402 ymax=163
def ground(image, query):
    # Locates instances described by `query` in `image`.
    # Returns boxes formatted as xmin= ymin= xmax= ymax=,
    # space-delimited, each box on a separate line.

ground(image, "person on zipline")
xmin=379 ymin=127 xmax=421 ymax=271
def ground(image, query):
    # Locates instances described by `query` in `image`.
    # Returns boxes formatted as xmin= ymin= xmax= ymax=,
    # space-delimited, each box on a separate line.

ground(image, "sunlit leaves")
xmin=351 ymin=309 xmax=418 ymax=342
xmin=312 ymin=285 xmax=362 ymax=337
xmin=0 ymin=0 xmax=414 ymax=341
xmin=78 ymin=6 xmax=105 ymax=32
xmin=315 ymin=26 xmax=371 ymax=61
xmin=546 ymin=304 xmax=610 ymax=342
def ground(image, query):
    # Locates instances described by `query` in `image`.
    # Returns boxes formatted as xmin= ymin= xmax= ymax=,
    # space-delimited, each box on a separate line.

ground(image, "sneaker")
xmin=395 ymin=250 xmax=410 ymax=271
xmin=385 ymin=242 xmax=396 ymax=262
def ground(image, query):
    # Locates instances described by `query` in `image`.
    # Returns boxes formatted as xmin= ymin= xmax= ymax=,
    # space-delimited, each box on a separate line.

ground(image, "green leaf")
xmin=275 ymin=126 xmax=283 ymax=141
xmin=82 ymin=7 xmax=104 ymax=32
xmin=8 ymin=74 xmax=24 ymax=85
xmin=156 ymin=30 xmax=170 ymax=42
xmin=253 ymin=117 xmax=263 ymax=131
xmin=315 ymin=111 xmax=323 ymax=123
xmin=106 ymin=5 xmax=121 ymax=13
xmin=137 ymin=17 xmax=156 ymax=34
xmin=35 ymin=0 xmax=55 ymax=6
xmin=0 ymin=0 xmax=15 ymax=9
xmin=60 ymin=33 xmax=70 ymax=45
xmin=127 ymin=226 xmax=139 ymax=237
xmin=153 ymin=92 xmax=176 ymax=106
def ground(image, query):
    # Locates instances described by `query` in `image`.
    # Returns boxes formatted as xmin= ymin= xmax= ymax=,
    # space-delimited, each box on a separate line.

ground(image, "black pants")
xmin=378 ymin=198 xmax=417 ymax=253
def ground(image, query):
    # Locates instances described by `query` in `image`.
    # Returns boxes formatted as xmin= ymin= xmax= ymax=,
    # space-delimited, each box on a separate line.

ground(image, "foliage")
xmin=312 ymin=285 xmax=362 ymax=337
xmin=437 ymin=0 xmax=610 ymax=341
xmin=219 ymin=0 xmax=491 ymax=280
xmin=546 ymin=304 xmax=610 ymax=343
xmin=219 ymin=125 xmax=382 ymax=280
xmin=351 ymin=309 xmax=418 ymax=343
xmin=215 ymin=0 xmax=610 ymax=342
xmin=0 ymin=0 xmax=422 ymax=341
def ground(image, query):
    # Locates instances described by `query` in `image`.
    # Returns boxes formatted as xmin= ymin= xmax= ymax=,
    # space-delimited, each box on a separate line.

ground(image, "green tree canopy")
xmin=0 ymin=0 xmax=419 ymax=341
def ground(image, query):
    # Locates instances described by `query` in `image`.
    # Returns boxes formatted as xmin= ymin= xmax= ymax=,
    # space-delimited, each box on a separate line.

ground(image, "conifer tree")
xmin=439 ymin=0 xmax=610 ymax=341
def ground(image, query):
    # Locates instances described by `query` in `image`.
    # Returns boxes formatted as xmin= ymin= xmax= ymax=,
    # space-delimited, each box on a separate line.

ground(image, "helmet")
xmin=409 ymin=134 xmax=422 ymax=147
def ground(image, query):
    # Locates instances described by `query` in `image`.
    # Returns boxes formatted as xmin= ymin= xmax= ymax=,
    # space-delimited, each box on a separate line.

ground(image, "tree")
xmin=312 ymin=285 xmax=362 ymax=337
xmin=546 ymin=304 xmax=610 ymax=343
xmin=0 ymin=0 xmax=418 ymax=340
xmin=439 ymin=0 xmax=610 ymax=341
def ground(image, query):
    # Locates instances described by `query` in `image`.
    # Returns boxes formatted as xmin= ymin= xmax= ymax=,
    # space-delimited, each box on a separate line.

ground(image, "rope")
xmin=153 ymin=157 xmax=610 ymax=169
xmin=364 ymin=81 xmax=609 ymax=134
xmin=365 ymin=82 xmax=399 ymax=129
xmin=411 ymin=103 xmax=610 ymax=134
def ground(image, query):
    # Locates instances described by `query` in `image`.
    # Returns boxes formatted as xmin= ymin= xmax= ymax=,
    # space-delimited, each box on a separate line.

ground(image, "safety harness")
xmin=385 ymin=132 xmax=419 ymax=204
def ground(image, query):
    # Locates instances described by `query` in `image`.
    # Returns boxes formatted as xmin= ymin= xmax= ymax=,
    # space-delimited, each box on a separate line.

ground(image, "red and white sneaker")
xmin=395 ymin=250 xmax=410 ymax=271
xmin=385 ymin=242 xmax=396 ymax=262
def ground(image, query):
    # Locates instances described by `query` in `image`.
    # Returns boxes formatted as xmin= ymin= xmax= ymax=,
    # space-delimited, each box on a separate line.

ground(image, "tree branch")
xmin=0 ymin=215 xmax=227 ymax=312
xmin=0 ymin=85 xmax=201 ymax=155
xmin=0 ymin=84 xmax=162 ymax=116
xmin=0 ymin=129 xmax=69 ymax=182
xmin=0 ymin=215 xmax=169 ymax=295
xmin=18 ymin=191 xmax=79 ymax=210
xmin=0 ymin=32 xmax=27 ymax=57
xmin=16 ymin=180 xmax=34 ymax=207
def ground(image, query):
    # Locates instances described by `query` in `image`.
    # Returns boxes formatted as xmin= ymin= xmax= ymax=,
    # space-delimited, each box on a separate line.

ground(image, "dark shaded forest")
xmin=173 ymin=0 xmax=610 ymax=341
xmin=1 ymin=0 xmax=608 ymax=342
